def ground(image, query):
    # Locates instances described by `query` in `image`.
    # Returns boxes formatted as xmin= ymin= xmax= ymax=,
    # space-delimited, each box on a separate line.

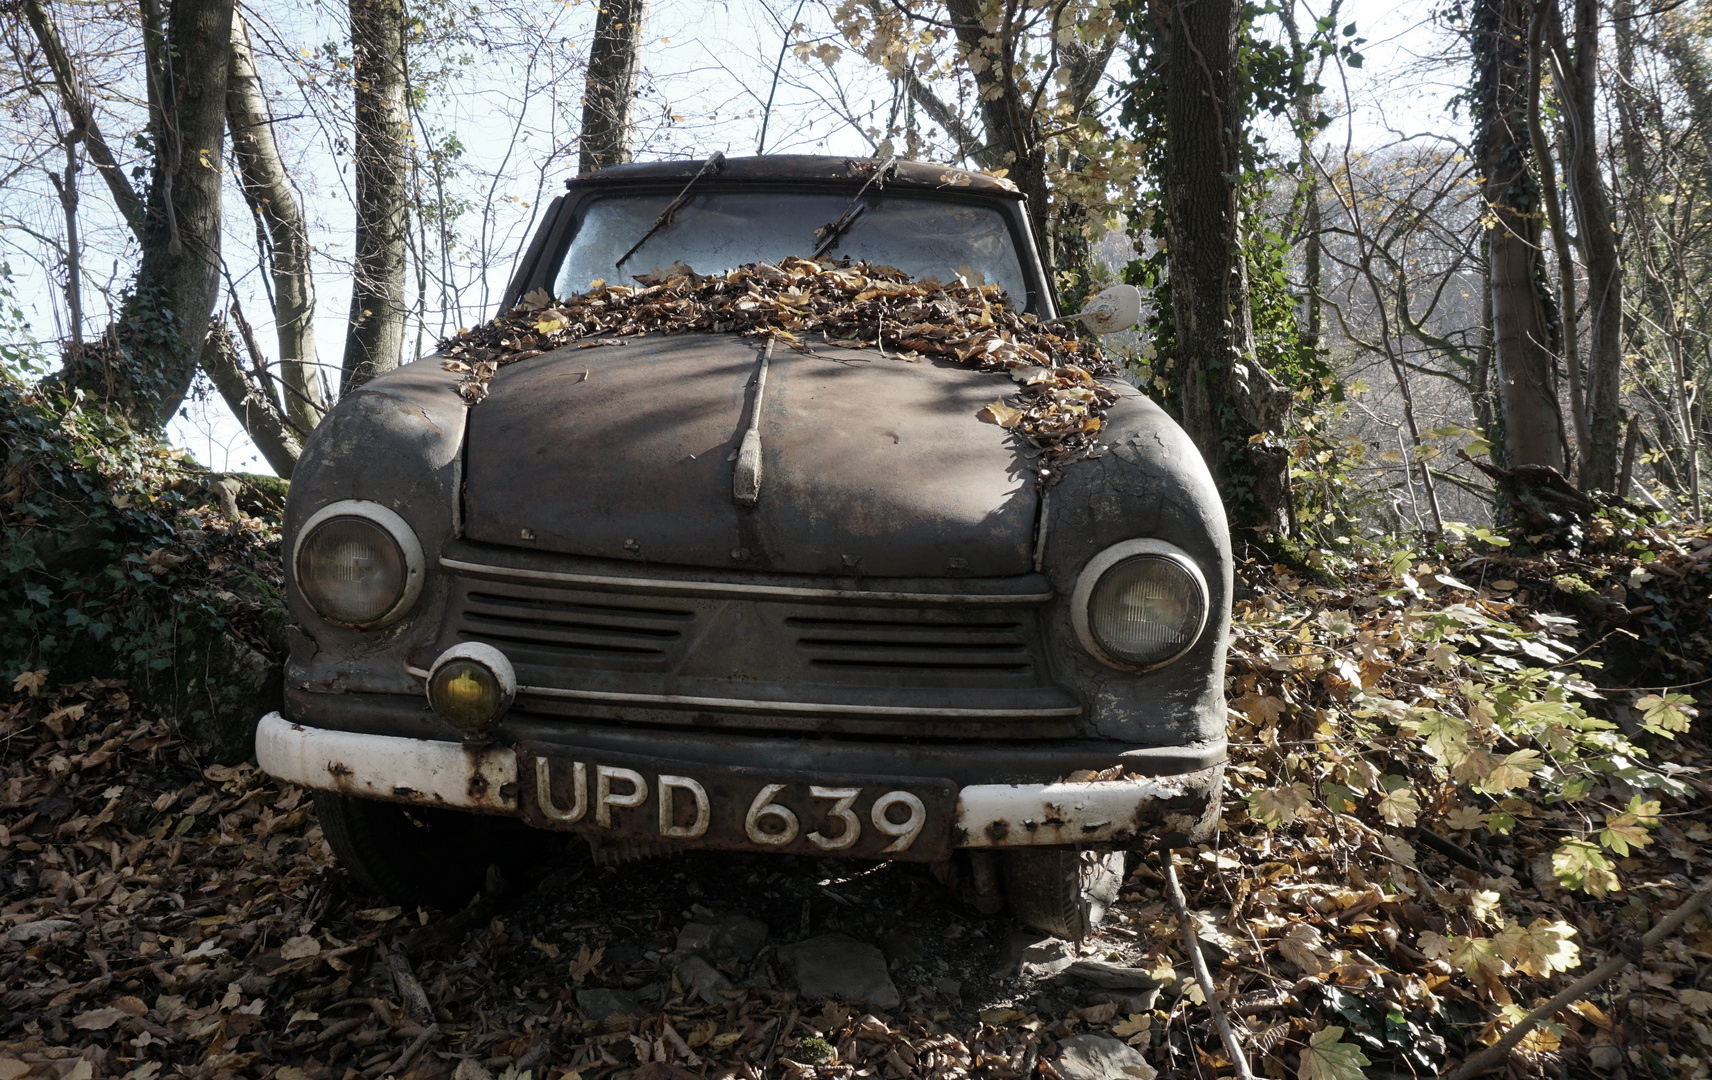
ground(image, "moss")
xmin=1553 ymin=573 xmax=1595 ymax=596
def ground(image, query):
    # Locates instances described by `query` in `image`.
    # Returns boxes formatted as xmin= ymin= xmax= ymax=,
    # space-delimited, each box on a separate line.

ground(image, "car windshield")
xmin=552 ymin=192 xmax=1030 ymax=308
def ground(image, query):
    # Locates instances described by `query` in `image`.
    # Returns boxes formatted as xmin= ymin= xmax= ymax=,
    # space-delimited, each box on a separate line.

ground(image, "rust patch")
xmin=468 ymin=771 xmax=491 ymax=798
xmin=393 ymin=785 xmax=419 ymax=798
xmin=985 ymin=819 xmax=1010 ymax=844
xmin=326 ymin=761 xmax=354 ymax=778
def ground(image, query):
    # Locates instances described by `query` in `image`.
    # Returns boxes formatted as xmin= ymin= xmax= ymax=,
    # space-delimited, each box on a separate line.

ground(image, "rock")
xmin=778 ymin=934 xmax=900 ymax=1010
xmin=933 ymin=976 xmax=963 ymax=1001
xmin=677 ymin=956 xmax=734 ymax=1004
xmin=995 ymin=930 xmax=1075 ymax=979
xmin=676 ymin=911 xmax=768 ymax=962
xmin=1063 ymin=960 xmax=1161 ymax=989
xmin=576 ymin=988 xmax=644 ymax=1020
xmin=174 ymin=632 xmax=283 ymax=764
xmin=7 ymin=918 xmax=77 ymax=943
xmin=452 ymin=1061 xmax=494 ymax=1080
xmin=1054 ymin=1034 xmax=1158 ymax=1080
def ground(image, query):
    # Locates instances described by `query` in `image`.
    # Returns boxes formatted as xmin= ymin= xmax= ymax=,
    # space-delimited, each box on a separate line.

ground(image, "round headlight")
xmin=426 ymin=643 xmax=516 ymax=734
xmin=1072 ymin=540 xmax=1209 ymax=670
xmin=294 ymin=501 xmax=423 ymax=627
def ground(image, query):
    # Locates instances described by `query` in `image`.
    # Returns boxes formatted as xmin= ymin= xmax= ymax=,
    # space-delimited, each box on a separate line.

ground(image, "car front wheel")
xmin=313 ymin=792 xmax=540 ymax=910
xmin=1001 ymin=847 xmax=1126 ymax=939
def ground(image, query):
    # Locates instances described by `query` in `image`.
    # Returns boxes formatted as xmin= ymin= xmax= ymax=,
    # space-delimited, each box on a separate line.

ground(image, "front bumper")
xmin=259 ymin=713 xmax=1221 ymax=852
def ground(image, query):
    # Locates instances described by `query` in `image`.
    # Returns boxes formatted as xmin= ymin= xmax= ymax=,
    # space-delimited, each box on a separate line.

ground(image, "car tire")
xmin=313 ymin=792 xmax=538 ymax=910
xmin=1000 ymin=847 xmax=1126 ymax=939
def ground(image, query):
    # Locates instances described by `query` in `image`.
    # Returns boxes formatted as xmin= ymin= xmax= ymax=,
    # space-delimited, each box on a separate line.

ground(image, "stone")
xmin=1054 ymin=1034 xmax=1158 ymax=1080
xmin=777 ymin=934 xmax=900 ymax=1011
xmin=576 ymin=988 xmax=644 ymax=1020
xmin=1063 ymin=960 xmax=1162 ymax=990
xmin=676 ymin=911 xmax=769 ymax=962
xmin=995 ymin=930 xmax=1075 ymax=979
xmin=677 ymin=956 xmax=734 ymax=1004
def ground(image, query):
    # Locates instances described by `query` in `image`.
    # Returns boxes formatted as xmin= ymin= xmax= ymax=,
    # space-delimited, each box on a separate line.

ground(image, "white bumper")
xmin=256 ymin=712 xmax=1220 ymax=848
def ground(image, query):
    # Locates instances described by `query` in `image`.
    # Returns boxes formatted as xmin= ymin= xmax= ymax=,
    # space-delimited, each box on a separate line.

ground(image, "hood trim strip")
xmin=438 ymin=557 xmax=1054 ymax=605
xmin=402 ymin=664 xmax=1077 ymax=718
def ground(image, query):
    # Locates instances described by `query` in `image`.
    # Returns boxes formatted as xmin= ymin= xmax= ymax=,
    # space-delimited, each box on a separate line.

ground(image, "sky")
xmin=4 ymin=0 xmax=1465 ymax=474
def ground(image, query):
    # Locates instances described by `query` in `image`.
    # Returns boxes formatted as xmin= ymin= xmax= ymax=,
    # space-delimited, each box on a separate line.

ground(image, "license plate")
xmin=515 ymin=746 xmax=958 ymax=861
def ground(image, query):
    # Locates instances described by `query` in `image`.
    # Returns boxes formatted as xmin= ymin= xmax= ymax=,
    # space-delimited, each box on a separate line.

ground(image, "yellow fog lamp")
xmin=426 ymin=643 xmax=516 ymax=735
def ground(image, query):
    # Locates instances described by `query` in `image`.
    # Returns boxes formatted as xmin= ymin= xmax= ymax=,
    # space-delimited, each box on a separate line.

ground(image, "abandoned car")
xmin=257 ymin=155 xmax=1231 ymax=938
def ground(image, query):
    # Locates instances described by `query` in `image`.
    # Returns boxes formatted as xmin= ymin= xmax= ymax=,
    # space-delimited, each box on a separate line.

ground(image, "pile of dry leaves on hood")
xmin=437 ymin=257 xmax=1115 ymax=468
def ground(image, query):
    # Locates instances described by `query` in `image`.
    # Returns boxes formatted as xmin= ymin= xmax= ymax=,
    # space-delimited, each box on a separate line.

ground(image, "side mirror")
xmin=1072 ymin=284 xmax=1142 ymax=334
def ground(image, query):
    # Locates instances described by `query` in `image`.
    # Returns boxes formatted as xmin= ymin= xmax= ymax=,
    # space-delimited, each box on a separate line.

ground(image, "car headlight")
xmin=1072 ymin=539 xmax=1209 ymax=670
xmin=426 ymin=643 xmax=516 ymax=734
xmin=293 ymin=500 xmax=424 ymax=627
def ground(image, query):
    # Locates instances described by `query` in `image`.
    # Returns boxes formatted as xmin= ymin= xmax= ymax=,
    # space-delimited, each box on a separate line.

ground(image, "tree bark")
xmin=227 ymin=13 xmax=323 ymax=437
xmin=1475 ymin=0 xmax=1566 ymax=472
xmin=125 ymin=0 xmax=236 ymax=424
xmin=1551 ymin=0 xmax=1624 ymax=490
xmin=200 ymin=318 xmax=303 ymax=477
xmin=579 ymin=0 xmax=650 ymax=173
xmin=1159 ymin=0 xmax=1290 ymax=533
xmin=341 ymin=0 xmax=410 ymax=393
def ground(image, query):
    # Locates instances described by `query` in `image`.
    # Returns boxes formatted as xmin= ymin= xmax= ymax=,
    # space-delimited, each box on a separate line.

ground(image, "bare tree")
xmin=580 ymin=0 xmax=651 ymax=173
xmin=341 ymin=0 xmax=410 ymax=392
xmin=227 ymin=12 xmax=323 ymax=436
xmin=1473 ymin=0 xmax=1566 ymax=471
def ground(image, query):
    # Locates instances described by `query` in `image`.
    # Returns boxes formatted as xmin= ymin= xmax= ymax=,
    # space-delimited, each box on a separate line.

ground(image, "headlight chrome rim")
xmin=426 ymin=642 xmax=516 ymax=734
xmin=1071 ymin=539 xmax=1209 ymax=672
xmin=292 ymin=500 xmax=425 ymax=628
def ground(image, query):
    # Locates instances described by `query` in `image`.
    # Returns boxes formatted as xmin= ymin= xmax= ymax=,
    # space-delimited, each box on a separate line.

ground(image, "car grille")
xmin=433 ymin=559 xmax=1079 ymax=737
xmin=459 ymin=590 xmax=693 ymax=666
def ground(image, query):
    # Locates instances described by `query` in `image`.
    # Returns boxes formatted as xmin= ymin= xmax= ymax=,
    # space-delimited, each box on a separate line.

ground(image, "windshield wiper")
xmin=615 ymin=150 xmax=726 ymax=271
xmin=811 ymin=156 xmax=899 ymax=259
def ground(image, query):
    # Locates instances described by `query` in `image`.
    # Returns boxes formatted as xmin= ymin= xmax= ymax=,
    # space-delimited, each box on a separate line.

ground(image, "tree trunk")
xmin=1475 ymin=0 xmax=1566 ymax=472
xmin=341 ymin=0 xmax=410 ymax=393
xmin=201 ymin=318 xmax=303 ymax=477
xmin=579 ymin=0 xmax=650 ymax=173
xmin=111 ymin=0 xmax=235 ymax=425
xmin=1159 ymin=0 xmax=1290 ymax=533
xmin=227 ymin=13 xmax=324 ymax=437
xmin=1553 ymin=0 xmax=1624 ymax=490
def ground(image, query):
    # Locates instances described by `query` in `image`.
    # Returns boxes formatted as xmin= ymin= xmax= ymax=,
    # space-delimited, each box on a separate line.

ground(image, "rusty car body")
xmin=257 ymin=156 xmax=1230 ymax=936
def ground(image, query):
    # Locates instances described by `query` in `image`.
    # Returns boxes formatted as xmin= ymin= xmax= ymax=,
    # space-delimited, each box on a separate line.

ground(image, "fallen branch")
xmin=1163 ymin=854 xmax=1256 ymax=1080
xmin=386 ymin=1022 xmax=440 ymax=1075
xmin=1443 ymin=874 xmax=1712 ymax=1080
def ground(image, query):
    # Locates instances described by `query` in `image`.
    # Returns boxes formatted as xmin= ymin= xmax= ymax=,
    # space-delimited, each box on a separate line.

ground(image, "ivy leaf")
xmin=1247 ymin=783 xmax=1313 ymax=829
xmin=1600 ymin=796 xmax=1661 ymax=855
xmin=1298 ymin=1025 xmax=1371 ymax=1080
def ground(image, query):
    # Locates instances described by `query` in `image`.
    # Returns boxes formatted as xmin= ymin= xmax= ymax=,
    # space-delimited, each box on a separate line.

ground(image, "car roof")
xmin=569 ymin=154 xmax=1023 ymax=199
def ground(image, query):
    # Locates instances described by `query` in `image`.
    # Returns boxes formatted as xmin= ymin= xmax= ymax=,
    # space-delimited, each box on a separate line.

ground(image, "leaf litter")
xmin=437 ymin=258 xmax=1115 ymax=471
xmin=2 ymin=526 xmax=1710 ymax=1077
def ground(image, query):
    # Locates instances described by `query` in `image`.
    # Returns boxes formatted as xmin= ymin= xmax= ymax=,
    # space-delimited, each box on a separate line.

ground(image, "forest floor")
xmin=2 ymin=521 xmax=1711 ymax=1080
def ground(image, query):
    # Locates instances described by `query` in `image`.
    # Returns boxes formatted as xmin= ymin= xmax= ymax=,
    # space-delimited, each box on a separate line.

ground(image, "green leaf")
xmin=1298 ymin=1024 xmax=1371 ymax=1080
xmin=1552 ymin=839 xmax=1620 ymax=897
xmin=1636 ymin=692 xmax=1695 ymax=736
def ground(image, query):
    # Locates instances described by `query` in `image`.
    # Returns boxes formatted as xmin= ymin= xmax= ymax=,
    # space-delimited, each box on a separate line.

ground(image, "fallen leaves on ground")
xmin=437 ymin=257 xmax=1115 ymax=469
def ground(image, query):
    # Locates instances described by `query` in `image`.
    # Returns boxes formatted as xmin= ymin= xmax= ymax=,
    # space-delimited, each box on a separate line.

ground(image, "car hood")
xmin=462 ymin=333 xmax=1039 ymax=577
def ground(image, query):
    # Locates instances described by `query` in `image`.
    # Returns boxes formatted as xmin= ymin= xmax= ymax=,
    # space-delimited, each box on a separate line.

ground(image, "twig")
xmin=1413 ymin=826 xmax=1505 ymax=877
xmin=1442 ymin=874 xmax=1712 ymax=1080
xmin=385 ymin=944 xmax=434 ymax=1022
xmin=386 ymin=1023 xmax=440 ymax=1075
xmin=1163 ymin=854 xmax=1255 ymax=1080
